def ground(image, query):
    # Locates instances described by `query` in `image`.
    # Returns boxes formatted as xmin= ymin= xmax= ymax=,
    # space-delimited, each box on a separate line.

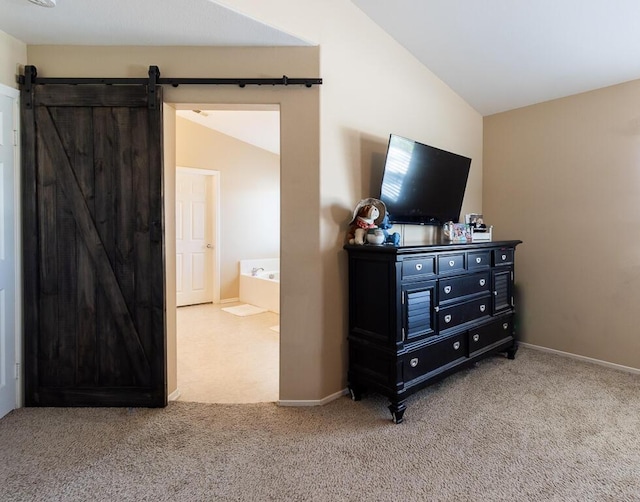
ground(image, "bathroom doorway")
xmin=174 ymin=105 xmax=281 ymax=404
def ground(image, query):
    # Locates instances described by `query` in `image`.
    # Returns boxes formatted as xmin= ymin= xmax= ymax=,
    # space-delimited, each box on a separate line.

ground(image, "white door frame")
xmin=176 ymin=166 xmax=220 ymax=303
xmin=0 ymin=83 xmax=21 ymax=413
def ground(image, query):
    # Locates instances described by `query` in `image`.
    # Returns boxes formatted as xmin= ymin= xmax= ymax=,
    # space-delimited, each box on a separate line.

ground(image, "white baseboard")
xmin=278 ymin=388 xmax=349 ymax=407
xmin=168 ymin=389 xmax=181 ymax=401
xmin=219 ymin=297 xmax=239 ymax=304
xmin=520 ymin=342 xmax=640 ymax=375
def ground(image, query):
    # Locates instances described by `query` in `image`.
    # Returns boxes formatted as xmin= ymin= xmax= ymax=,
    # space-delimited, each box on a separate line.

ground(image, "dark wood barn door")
xmin=21 ymin=85 xmax=166 ymax=407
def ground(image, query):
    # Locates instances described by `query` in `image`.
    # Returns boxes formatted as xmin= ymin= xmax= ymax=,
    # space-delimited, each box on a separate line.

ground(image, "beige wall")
xmin=26 ymin=0 xmax=483 ymax=401
xmin=484 ymin=79 xmax=640 ymax=370
xmin=0 ymin=30 xmax=26 ymax=89
xmin=214 ymin=0 xmax=484 ymax=397
xmin=175 ymin=116 xmax=280 ymax=300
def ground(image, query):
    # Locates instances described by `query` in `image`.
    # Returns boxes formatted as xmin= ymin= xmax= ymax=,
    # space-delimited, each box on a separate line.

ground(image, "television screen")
xmin=379 ymin=134 xmax=471 ymax=225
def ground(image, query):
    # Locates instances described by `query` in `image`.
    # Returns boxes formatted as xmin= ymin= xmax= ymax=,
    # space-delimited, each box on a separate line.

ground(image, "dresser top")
xmin=344 ymin=239 xmax=522 ymax=255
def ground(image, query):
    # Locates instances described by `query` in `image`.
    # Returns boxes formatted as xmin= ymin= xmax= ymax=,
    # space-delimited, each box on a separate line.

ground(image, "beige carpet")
xmin=2 ymin=347 xmax=640 ymax=501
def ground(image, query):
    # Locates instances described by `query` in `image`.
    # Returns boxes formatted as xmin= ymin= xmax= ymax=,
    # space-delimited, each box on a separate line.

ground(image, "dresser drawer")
xmin=468 ymin=251 xmax=491 ymax=270
xmin=403 ymin=333 xmax=467 ymax=383
xmin=402 ymin=256 xmax=436 ymax=280
xmin=437 ymin=253 xmax=465 ymax=275
xmin=438 ymin=295 xmax=491 ymax=331
xmin=469 ymin=316 xmax=514 ymax=355
xmin=493 ymin=248 xmax=514 ymax=266
xmin=438 ymin=272 xmax=490 ymax=304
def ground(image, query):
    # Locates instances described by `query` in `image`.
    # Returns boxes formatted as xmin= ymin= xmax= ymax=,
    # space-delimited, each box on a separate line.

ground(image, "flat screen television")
xmin=378 ymin=134 xmax=471 ymax=225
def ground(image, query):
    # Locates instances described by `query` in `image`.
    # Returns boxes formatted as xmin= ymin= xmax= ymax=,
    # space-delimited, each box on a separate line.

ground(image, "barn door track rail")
xmin=19 ymin=65 xmax=322 ymax=109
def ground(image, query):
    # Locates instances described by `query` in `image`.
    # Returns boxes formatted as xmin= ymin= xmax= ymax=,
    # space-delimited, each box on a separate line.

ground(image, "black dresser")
xmin=345 ymin=240 xmax=522 ymax=423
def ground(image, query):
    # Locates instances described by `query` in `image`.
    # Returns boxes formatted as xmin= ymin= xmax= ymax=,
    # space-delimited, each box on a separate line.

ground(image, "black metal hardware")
xmin=148 ymin=65 xmax=160 ymax=109
xmin=22 ymin=65 xmax=37 ymax=109
xmin=18 ymin=66 xmax=322 ymax=89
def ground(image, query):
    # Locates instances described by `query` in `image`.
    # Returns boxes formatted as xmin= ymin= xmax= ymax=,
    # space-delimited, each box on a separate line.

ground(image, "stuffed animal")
xmin=378 ymin=214 xmax=401 ymax=246
xmin=346 ymin=198 xmax=387 ymax=245
xmin=347 ymin=204 xmax=379 ymax=245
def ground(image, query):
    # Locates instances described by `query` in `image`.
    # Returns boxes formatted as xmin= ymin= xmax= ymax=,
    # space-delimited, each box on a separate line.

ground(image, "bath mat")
xmin=221 ymin=304 xmax=267 ymax=317
xmin=269 ymin=325 xmax=280 ymax=333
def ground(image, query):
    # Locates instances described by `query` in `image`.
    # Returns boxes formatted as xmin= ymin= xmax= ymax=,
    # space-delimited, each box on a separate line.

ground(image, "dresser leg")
xmin=348 ymin=385 xmax=365 ymax=401
xmin=388 ymin=401 xmax=407 ymax=424
xmin=507 ymin=342 xmax=519 ymax=360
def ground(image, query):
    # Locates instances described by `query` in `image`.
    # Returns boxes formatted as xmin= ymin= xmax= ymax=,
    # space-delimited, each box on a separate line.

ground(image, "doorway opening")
xmin=173 ymin=105 xmax=281 ymax=404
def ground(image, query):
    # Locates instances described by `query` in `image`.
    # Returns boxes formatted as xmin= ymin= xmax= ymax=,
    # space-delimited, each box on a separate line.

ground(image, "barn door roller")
xmin=19 ymin=65 xmax=322 ymax=109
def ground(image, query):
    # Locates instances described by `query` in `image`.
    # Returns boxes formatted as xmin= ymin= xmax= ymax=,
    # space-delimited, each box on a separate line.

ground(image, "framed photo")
xmin=465 ymin=213 xmax=484 ymax=227
xmin=450 ymin=223 xmax=471 ymax=242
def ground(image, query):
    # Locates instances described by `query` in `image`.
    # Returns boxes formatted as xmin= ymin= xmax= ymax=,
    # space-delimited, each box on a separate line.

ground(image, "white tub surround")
xmin=239 ymin=259 xmax=280 ymax=313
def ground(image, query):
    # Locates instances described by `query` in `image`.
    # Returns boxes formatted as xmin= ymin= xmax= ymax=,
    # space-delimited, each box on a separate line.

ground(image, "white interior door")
xmin=176 ymin=170 xmax=215 ymax=306
xmin=0 ymin=85 xmax=18 ymax=418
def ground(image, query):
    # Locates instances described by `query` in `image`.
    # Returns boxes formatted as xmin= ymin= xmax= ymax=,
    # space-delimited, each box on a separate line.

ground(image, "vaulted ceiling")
xmin=3 ymin=0 xmax=640 ymax=116
xmin=352 ymin=0 xmax=640 ymax=115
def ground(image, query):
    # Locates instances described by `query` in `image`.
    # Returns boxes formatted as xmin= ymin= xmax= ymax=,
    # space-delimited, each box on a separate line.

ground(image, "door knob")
xmin=206 ymin=244 xmax=213 ymax=249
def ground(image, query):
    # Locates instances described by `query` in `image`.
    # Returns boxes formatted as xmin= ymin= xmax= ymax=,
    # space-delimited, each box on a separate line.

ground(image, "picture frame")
xmin=450 ymin=223 xmax=471 ymax=242
xmin=465 ymin=213 xmax=485 ymax=228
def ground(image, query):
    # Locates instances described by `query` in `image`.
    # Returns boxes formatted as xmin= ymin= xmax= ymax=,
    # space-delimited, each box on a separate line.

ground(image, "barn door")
xmin=21 ymin=84 xmax=166 ymax=407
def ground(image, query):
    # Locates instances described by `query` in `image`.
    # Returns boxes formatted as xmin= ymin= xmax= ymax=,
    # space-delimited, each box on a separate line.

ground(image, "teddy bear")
xmin=346 ymin=198 xmax=387 ymax=245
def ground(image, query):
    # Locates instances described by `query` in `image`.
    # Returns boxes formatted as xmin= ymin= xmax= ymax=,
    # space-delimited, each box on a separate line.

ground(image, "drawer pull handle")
xmin=476 ymin=257 xmax=482 ymax=264
xmin=453 ymin=341 xmax=461 ymax=350
xmin=415 ymin=263 xmax=423 ymax=271
xmin=479 ymin=279 xmax=486 ymax=286
xmin=502 ymin=254 xmax=507 ymax=260
xmin=449 ymin=260 xmax=455 ymax=267
xmin=503 ymin=323 xmax=509 ymax=330
xmin=473 ymin=334 xmax=480 ymax=342
xmin=444 ymin=286 xmax=452 ymax=294
xmin=480 ymin=305 xmax=486 ymax=312
xmin=410 ymin=358 xmax=419 ymax=368
xmin=444 ymin=314 xmax=452 ymax=323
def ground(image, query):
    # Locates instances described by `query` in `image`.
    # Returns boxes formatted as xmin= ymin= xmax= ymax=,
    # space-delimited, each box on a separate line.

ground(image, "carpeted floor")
xmin=1 ymin=347 xmax=639 ymax=501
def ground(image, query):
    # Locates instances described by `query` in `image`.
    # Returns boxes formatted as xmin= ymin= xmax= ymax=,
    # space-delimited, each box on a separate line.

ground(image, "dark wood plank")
xmin=21 ymin=85 xmax=40 ymax=405
xmin=131 ymin=107 xmax=152 ymax=359
xmin=93 ymin=107 xmax=132 ymax=386
xmin=114 ymin=107 xmax=135 ymax=317
xmin=32 ymin=387 xmax=161 ymax=407
xmin=50 ymin=106 xmax=97 ymax=385
xmin=36 ymin=132 xmax=60 ymax=386
xmin=34 ymin=85 xmax=148 ymax=108
xmin=55 ymin=176 xmax=78 ymax=386
xmin=92 ymin=107 xmax=120 ymax=385
xmin=36 ymin=106 xmax=152 ymax=386
xmin=147 ymin=88 xmax=167 ymax=404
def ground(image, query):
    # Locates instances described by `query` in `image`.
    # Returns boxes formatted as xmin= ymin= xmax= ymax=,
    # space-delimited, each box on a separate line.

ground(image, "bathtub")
xmin=239 ymin=259 xmax=280 ymax=314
